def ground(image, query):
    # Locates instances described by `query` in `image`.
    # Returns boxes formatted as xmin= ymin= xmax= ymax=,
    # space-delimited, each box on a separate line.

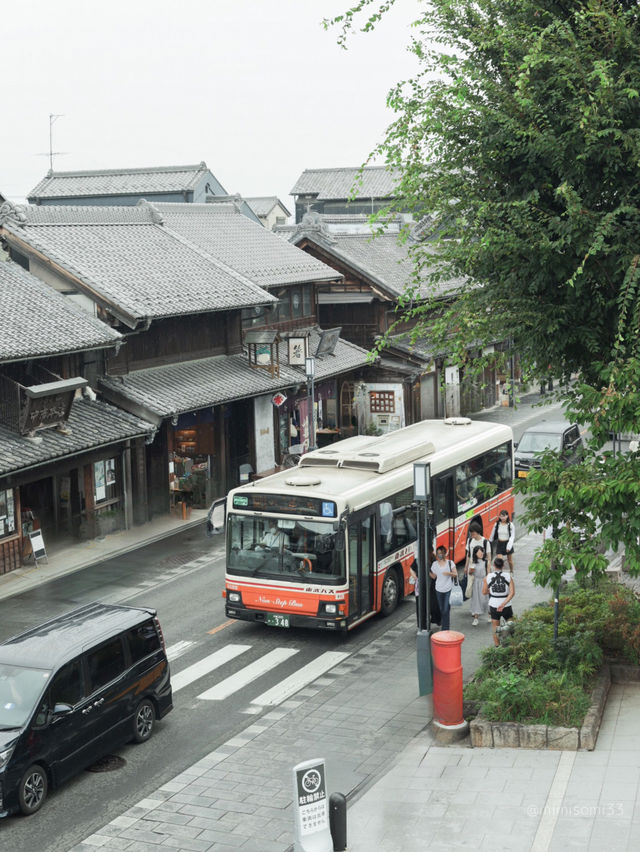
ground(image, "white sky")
xmin=1 ymin=0 xmax=421 ymax=212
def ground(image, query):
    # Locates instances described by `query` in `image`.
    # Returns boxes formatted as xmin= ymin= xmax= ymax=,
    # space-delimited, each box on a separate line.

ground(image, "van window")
xmin=86 ymin=638 xmax=126 ymax=691
xmin=126 ymin=620 xmax=161 ymax=664
xmin=50 ymin=659 xmax=84 ymax=706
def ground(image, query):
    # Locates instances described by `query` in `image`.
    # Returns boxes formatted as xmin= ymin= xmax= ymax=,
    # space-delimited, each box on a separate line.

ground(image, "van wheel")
xmin=381 ymin=569 xmax=400 ymax=616
xmin=133 ymin=698 xmax=156 ymax=743
xmin=18 ymin=764 xmax=48 ymax=815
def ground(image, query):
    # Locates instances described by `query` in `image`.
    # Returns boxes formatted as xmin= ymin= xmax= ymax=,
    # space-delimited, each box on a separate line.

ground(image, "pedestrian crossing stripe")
xmin=197 ymin=647 xmax=299 ymax=700
xmin=171 ymin=644 xmax=251 ymax=692
xmin=250 ymin=651 xmax=350 ymax=707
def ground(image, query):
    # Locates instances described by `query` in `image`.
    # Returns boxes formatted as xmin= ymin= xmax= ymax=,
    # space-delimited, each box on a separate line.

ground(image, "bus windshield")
xmin=227 ymin=514 xmax=345 ymax=585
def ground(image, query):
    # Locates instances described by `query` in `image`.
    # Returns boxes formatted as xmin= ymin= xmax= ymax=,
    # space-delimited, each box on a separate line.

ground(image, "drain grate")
xmin=86 ymin=754 xmax=126 ymax=773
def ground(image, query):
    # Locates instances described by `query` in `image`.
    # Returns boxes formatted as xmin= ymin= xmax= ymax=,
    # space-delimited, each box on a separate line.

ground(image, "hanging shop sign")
xmin=272 ymin=392 xmax=287 ymax=407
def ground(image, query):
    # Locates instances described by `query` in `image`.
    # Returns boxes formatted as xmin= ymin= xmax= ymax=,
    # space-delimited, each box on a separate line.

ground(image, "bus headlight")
xmin=320 ymin=602 xmax=338 ymax=615
xmin=227 ymin=591 xmax=242 ymax=604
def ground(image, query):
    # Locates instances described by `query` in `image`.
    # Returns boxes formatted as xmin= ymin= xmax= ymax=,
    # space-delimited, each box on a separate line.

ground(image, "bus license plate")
xmin=517 ymin=470 xmax=528 ymax=478
xmin=266 ymin=613 xmax=290 ymax=628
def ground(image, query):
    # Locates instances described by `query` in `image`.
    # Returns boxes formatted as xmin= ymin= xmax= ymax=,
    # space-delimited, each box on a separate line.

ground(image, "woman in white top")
xmin=429 ymin=545 xmax=458 ymax=631
xmin=463 ymin=524 xmax=491 ymax=594
xmin=489 ymin=510 xmax=515 ymax=571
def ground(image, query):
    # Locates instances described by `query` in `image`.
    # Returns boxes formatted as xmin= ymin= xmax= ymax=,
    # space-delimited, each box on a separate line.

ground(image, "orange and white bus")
xmin=208 ymin=418 xmax=513 ymax=631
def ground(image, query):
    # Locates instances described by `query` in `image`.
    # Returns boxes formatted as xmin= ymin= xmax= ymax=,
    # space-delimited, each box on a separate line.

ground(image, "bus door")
xmin=433 ymin=472 xmax=455 ymax=557
xmin=347 ymin=509 xmax=375 ymax=623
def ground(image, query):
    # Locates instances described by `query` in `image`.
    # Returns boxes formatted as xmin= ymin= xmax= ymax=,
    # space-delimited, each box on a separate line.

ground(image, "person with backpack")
xmin=429 ymin=545 xmax=458 ymax=631
xmin=482 ymin=556 xmax=515 ymax=646
xmin=489 ymin=510 xmax=515 ymax=571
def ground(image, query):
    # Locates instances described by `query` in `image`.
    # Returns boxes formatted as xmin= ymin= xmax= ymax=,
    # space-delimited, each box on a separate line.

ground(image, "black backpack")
xmin=488 ymin=571 xmax=509 ymax=597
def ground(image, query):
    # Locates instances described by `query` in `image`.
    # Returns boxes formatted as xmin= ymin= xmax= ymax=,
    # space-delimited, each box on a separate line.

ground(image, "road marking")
xmin=197 ymin=648 xmax=299 ymax=701
xmin=207 ymin=620 xmax=235 ymax=635
xmin=250 ymin=651 xmax=350 ymax=707
xmin=166 ymin=640 xmax=194 ymax=661
xmin=171 ymin=645 xmax=251 ymax=692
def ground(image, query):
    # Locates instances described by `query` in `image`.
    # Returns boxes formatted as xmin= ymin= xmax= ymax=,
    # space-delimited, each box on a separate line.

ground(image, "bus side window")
xmin=379 ymin=503 xmax=393 ymax=556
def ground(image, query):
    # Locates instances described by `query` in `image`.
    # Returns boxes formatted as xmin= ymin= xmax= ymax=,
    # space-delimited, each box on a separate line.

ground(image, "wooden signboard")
xmin=28 ymin=529 xmax=48 ymax=565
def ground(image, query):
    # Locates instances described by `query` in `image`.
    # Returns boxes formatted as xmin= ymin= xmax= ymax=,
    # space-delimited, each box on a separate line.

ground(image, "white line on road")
xmin=250 ymin=651 xmax=350 ymax=707
xmin=171 ymin=644 xmax=251 ymax=692
xmin=166 ymin=640 xmax=194 ymax=661
xmin=197 ymin=647 xmax=299 ymax=701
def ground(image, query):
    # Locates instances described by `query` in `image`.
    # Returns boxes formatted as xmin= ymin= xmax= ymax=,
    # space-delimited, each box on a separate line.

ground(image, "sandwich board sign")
xmin=29 ymin=529 xmax=48 ymax=565
xmin=292 ymin=758 xmax=332 ymax=851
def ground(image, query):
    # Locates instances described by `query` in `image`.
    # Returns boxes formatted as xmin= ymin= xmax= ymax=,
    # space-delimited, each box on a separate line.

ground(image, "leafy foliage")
xmin=464 ymin=580 xmax=640 ymax=724
xmin=326 ymin=0 xmax=640 ymax=584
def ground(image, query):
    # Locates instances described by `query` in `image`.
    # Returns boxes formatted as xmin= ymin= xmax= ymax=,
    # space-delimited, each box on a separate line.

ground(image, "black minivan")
xmin=0 ymin=602 xmax=172 ymax=817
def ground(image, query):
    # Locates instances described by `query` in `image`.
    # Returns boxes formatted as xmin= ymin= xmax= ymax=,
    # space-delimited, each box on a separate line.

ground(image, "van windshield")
xmin=0 ymin=663 xmax=51 ymax=728
xmin=517 ymin=432 xmax=562 ymax=453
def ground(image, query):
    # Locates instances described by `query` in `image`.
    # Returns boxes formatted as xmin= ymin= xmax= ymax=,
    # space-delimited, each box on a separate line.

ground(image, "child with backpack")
xmin=482 ymin=556 xmax=515 ymax=646
xmin=489 ymin=510 xmax=515 ymax=572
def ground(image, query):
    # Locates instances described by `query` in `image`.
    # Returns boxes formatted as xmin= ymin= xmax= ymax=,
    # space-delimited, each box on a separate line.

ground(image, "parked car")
xmin=514 ymin=421 xmax=583 ymax=478
xmin=0 ymin=602 xmax=172 ymax=817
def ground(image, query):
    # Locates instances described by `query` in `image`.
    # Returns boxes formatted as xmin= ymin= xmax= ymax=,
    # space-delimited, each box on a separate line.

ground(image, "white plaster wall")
xmin=254 ymin=395 xmax=276 ymax=472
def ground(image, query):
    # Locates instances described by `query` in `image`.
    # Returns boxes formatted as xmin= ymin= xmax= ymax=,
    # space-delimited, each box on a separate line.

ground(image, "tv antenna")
xmin=36 ymin=113 xmax=68 ymax=171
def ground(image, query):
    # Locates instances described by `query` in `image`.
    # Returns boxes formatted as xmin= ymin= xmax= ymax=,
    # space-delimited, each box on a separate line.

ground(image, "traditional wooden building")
xmin=290 ymin=165 xmax=405 ymax=223
xmin=0 ymin=248 xmax=153 ymax=572
xmin=1 ymin=202 xmax=370 ymax=525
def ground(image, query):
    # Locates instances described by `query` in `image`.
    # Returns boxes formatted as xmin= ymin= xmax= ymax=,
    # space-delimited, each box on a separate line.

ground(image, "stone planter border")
xmin=469 ymin=665 xmax=618 ymax=750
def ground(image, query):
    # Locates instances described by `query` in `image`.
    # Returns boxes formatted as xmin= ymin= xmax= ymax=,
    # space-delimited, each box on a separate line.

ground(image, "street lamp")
xmin=305 ymin=356 xmax=316 ymax=452
xmin=413 ymin=460 xmax=433 ymax=696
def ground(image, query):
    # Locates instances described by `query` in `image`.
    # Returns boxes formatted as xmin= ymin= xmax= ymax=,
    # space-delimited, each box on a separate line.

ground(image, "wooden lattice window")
xmin=369 ymin=391 xmax=395 ymax=413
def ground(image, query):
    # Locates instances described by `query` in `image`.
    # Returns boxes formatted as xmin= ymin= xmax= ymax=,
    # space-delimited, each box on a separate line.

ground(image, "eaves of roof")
xmin=288 ymin=229 xmax=399 ymax=300
xmin=1 ymin=213 xmax=275 ymax=329
xmin=0 ymin=398 xmax=154 ymax=479
xmin=99 ymin=329 xmax=371 ymax=423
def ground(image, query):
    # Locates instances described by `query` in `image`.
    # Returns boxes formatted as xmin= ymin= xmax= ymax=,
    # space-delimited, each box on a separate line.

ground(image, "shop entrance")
xmin=227 ymin=399 xmax=252 ymax=487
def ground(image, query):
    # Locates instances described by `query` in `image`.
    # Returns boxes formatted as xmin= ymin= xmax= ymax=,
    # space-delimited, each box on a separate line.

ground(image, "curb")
xmin=469 ymin=665 xmax=617 ymax=750
xmin=0 ymin=517 xmax=208 ymax=603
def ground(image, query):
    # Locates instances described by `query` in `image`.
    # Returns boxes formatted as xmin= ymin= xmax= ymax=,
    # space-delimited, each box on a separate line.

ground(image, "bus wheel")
xmin=381 ymin=569 xmax=400 ymax=616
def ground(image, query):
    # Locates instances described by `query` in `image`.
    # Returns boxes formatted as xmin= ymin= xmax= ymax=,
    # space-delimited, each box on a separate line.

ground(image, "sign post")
xmin=28 ymin=529 xmax=48 ymax=566
xmin=292 ymin=758 xmax=332 ymax=852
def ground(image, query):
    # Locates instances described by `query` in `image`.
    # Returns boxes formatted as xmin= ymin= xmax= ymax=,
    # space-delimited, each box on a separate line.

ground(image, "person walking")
xmin=463 ymin=523 xmax=490 ymax=597
xmin=482 ymin=556 xmax=515 ymax=646
xmin=489 ymin=510 xmax=515 ymax=571
xmin=468 ymin=544 xmax=490 ymax=626
xmin=429 ymin=545 xmax=458 ymax=631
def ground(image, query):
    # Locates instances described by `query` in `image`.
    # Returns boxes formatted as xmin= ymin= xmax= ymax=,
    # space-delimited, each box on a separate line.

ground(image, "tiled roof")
xmin=0 ymin=259 xmax=120 ymax=362
xmin=0 ymin=398 xmax=153 ymax=477
xmin=151 ymin=203 xmax=340 ymax=289
xmin=244 ymin=197 xmax=291 ymax=218
xmin=27 ymin=162 xmax=223 ymax=200
xmin=290 ymin=166 xmax=400 ymax=200
xmin=2 ymin=205 xmax=274 ymax=327
xmin=287 ymin=224 xmax=462 ymax=301
xmin=99 ymin=327 xmax=370 ymax=419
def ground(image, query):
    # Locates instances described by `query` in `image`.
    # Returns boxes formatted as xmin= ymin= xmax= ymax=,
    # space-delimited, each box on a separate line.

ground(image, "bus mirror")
xmin=206 ymin=499 xmax=226 ymax=537
xmin=335 ymin=521 xmax=346 ymax=551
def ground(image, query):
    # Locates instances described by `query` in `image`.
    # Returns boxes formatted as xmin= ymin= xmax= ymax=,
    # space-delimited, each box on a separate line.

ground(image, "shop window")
xmin=273 ymin=284 xmax=313 ymax=323
xmin=94 ymin=458 xmax=117 ymax=504
xmin=0 ymin=488 xmax=16 ymax=539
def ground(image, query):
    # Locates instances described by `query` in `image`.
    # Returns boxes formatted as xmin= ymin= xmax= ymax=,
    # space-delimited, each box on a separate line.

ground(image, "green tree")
xmin=327 ymin=0 xmax=640 ymax=580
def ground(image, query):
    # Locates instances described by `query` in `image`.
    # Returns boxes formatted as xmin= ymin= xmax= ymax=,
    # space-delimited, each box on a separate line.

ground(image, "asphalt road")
xmin=0 ymin=526 xmax=415 ymax=851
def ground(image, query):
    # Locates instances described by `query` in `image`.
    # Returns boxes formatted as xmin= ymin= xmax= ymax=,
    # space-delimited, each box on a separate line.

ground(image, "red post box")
xmin=431 ymin=630 xmax=464 ymax=727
